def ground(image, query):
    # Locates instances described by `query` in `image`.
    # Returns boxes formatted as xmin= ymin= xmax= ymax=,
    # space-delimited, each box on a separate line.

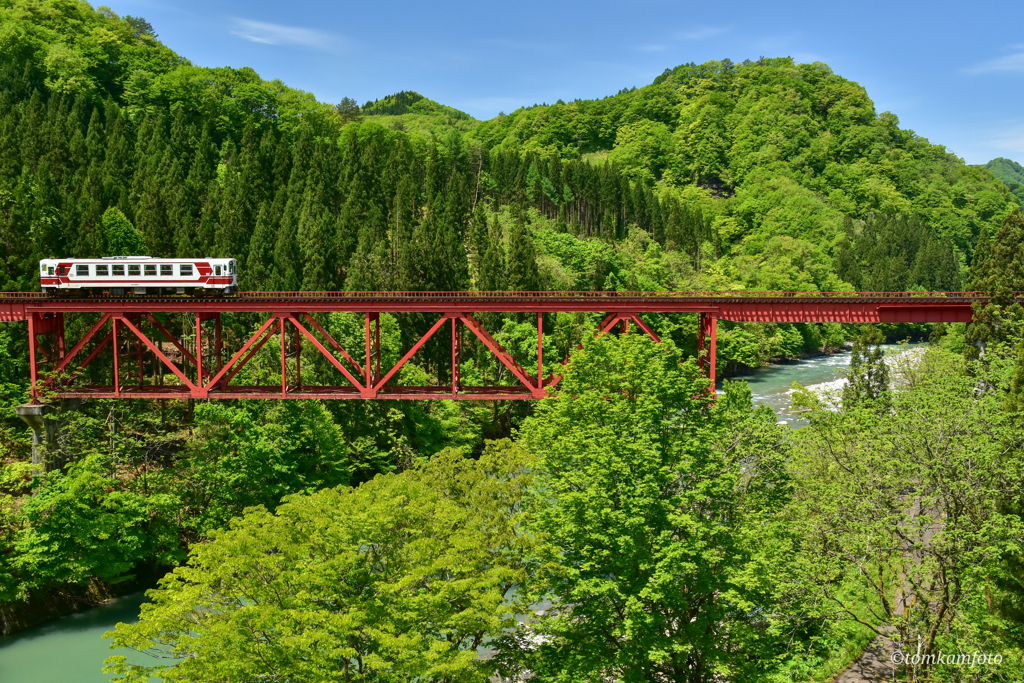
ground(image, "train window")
xmin=160 ymin=265 xmax=173 ymax=276
xmin=112 ymin=265 xmax=125 ymax=276
xmin=144 ymin=264 xmax=157 ymax=276
xmin=59 ymin=266 xmax=66 ymax=276
xmin=128 ymin=265 xmax=141 ymax=276
xmin=76 ymin=265 xmax=89 ymax=276
xmin=96 ymin=265 xmax=108 ymax=276
xmin=215 ymin=265 xmax=221 ymax=276
xmin=48 ymin=267 xmax=54 ymax=276
xmin=180 ymin=264 xmax=193 ymax=276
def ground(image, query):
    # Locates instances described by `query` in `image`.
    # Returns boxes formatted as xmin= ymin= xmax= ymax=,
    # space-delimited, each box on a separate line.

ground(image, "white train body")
xmin=39 ymin=257 xmax=238 ymax=295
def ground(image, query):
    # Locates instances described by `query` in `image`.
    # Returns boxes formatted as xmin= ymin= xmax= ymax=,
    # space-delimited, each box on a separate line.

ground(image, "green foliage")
xmin=104 ymin=442 xmax=533 ymax=683
xmin=842 ymin=324 xmax=890 ymax=409
xmin=361 ymin=91 xmax=473 ymax=121
xmin=985 ymin=157 xmax=1024 ymax=203
xmin=965 ymin=208 xmax=1024 ymax=355
xmin=102 ymin=207 xmax=145 ymax=256
xmin=789 ymin=348 xmax=1024 ymax=676
xmin=512 ymin=334 xmax=792 ymax=681
xmin=836 ymin=214 xmax=961 ymax=291
xmin=14 ymin=455 xmax=184 ymax=593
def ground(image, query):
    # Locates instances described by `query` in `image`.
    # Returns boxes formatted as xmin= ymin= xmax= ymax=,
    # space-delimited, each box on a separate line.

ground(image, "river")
xmin=0 ymin=346 xmax=902 ymax=682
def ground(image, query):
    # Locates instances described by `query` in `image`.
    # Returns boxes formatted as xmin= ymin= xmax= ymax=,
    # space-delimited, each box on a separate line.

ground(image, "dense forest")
xmin=1 ymin=1 xmax=1024 ymax=681
xmin=986 ymin=157 xmax=1024 ymax=203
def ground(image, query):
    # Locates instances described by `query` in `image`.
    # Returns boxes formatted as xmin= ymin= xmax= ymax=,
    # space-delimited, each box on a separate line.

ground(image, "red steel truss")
xmin=0 ymin=290 xmax=988 ymax=401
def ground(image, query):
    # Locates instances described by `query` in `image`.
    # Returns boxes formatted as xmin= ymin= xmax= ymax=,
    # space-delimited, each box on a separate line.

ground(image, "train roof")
xmin=40 ymin=256 xmax=234 ymax=261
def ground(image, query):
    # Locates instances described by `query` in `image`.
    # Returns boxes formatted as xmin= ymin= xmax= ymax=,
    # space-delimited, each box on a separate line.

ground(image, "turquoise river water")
xmin=0 ymin=346 xmax=897 ymax=682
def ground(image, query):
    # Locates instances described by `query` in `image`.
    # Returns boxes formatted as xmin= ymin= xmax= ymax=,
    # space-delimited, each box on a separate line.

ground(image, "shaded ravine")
xmin=0 ymin=592 xmax=153 ymax=682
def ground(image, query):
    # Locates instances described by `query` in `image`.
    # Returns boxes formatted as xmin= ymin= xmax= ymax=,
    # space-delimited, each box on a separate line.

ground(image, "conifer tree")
xmin=478 ymin=220 xmax=505 ymax=292
xmin=965 ymin=209 xmax=1024 ymax=355
xmin=469 ymin=201 xmax=490 ymax=284
xmin=505 ymin=203 xmax=539 ymax=292
xmin=245 ymin=205 xmax=275 ymax=290
xmin=842 ymin=325 xmax=889 ymax=409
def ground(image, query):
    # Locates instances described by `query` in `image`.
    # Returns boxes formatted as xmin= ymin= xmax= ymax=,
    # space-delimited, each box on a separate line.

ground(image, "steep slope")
xmin=469 ymin=58 xmax=1018 ymax=259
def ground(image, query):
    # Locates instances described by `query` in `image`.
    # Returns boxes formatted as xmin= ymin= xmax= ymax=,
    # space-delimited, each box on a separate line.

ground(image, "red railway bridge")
xmin=0 ymin=291 xmax=980 ymax=402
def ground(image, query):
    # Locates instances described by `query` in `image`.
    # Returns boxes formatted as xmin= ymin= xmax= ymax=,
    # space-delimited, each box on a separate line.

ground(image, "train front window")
xmin=128 ymin=265 xmax=140 ymax=276
xmin=96 ymin=265 xmax=108 ymax=276
xmin=144 ymin=264 xmax=156 ymax=276
xmin=48 ymin=267 xmax=54 ymax=276
xmin=180 ymin=264 xmax=193 ymax=276
xmin=160 ymin=265 xmax=172 ymax=276
xmin=76 ymin=265 xmax=89 ymax=276
xmin=112 ymin=265 xmax=124 ymax=276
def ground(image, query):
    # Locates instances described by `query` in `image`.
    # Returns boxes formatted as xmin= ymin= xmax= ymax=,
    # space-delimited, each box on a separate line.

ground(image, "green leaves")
xmin=515 ymin=334 xmax=791 ymax=682
xmin=101 ymin=207 xmax=145 ymax=256
xmin=789 ymin=347 xmax=1024 ymax=671
xmin=104 ymin=442 xmax=534 ymax=683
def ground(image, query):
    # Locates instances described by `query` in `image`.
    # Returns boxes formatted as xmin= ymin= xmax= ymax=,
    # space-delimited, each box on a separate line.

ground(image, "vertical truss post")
xmin=709 ymin=314 xmax=717 ymax=392
xmin=215 ymin=313 xmax=223 ymax=372
xmin=365 ymin=313 xmax=372 ymax=389
xmin=280 ymin=317 xmax=287 ymax=397
xmin=28 ymin=312 xmax=39 ymax=399
xmin=112 ymin=318 xmax=120 ymax=397
xmin=135 ymin=317 xmax=144 ymax=388
xmin=373 ymin=314 xmax=381 ymax=385
xmin=698 ymin=313 xmax=717 ymax=393
xmin=537 ymin=312 xmax=543 ymax=389
xmin=452 ymin=317 xmax=461 ymax=397
xmin=55 ymin=312 xmax=65 ymax=360
xmin=195 ymin=314 xmax=203 ymax=387
xmin=294 ymin=324 xmax=301 ymax=389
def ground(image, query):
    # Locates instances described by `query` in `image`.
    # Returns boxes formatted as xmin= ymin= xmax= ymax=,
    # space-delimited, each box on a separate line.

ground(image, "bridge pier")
xmin=16 ymin=403 xmax=55 ymax=472
xmin=15 ymin=399 xmax=83 ymax=472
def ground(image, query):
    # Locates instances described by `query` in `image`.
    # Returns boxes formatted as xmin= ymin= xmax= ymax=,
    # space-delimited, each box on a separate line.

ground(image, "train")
xmin=39 ymin=257 xmax=238 ymax=296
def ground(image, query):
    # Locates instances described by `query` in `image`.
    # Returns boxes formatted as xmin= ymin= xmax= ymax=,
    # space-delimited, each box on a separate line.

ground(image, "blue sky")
xmin=111 ymin=0 xmax=1022 ymax=165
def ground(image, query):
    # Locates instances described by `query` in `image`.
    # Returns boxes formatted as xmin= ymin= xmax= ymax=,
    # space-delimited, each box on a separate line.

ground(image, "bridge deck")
xmin=0 ymin=290 xmax=985 ymax=323
xmin=0 ymin=291 xmax=989 ymax=401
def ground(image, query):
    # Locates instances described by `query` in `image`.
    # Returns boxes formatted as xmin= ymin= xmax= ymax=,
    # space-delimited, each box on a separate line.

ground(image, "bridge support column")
xmin=16 ymin=403 xmax=53 ymax=472
xmin=698 ymin=313 xmax=717 ymax=392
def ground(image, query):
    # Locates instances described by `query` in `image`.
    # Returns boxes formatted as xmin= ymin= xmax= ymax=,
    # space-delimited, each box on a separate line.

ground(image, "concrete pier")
xmin=15 ymin=403 xmax=54 ymax=471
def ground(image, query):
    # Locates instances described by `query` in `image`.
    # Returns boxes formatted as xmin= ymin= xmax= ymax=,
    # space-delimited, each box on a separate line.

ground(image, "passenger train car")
xmin=39 ymin=257 xmax=238 ymax=295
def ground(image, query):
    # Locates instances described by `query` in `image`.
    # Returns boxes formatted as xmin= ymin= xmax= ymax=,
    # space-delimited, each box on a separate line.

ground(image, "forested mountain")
xmin=3 ymin=2 xmax=1024 ymax=679
xmin=986 ymin=157 xmax=1024 ymax=203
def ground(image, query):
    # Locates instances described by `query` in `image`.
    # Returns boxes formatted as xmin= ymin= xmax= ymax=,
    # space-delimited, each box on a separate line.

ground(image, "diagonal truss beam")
xmin=201 ymin=315 xmax=280 ymax=397
xmin=46 ymin=313 xmax=112 ymax=380
xmin=460 ymin=314 xmax=541 ymax=396
xmin=286 ymin=314 xmax=366 ymax=394
xmin=116 ymin=315 xmax=196 ymax=390
xmin=300 ymin=313 xmax=365 ymax=381
xmin=373 ymin=314 xmax=450 ymax=396
xmin=144 ymin=313 xmax=210 ymax=380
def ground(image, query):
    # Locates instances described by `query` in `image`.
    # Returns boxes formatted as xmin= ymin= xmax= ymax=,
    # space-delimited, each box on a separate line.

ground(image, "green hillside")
xmin=985 ymin=157 xmax=1024 ymax=202
xmin=360 ymin=91 xmax=478 ymax=137
xmin=469 ymin=59 xmax=1017 ymax=258
xmin=3 ymin=3 xmax=1024 ymax=678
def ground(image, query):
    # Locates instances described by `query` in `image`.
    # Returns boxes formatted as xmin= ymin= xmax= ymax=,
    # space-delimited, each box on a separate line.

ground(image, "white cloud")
xmin=675 ymin=26 xmax=730 ymax=41
xmin=637 ymin=44 xmax=667 ymax=52
xmin=965 ymin=51 xmax=1024 ymax=74
xmin=229 ymin=18 xmax=341 ymax=52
